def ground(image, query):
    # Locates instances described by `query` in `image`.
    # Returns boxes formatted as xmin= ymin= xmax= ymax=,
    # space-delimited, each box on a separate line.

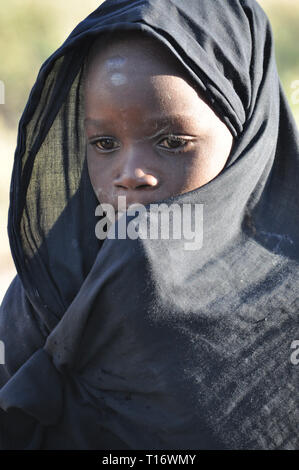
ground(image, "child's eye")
xmin=90 ymin=137 xmax=120 ymax=152
xmin=157 ymin=135 xmax=191 ymax=152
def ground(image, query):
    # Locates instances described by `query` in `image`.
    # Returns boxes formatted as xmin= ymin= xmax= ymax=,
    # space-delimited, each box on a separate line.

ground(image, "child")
xmin=84 ymin=29 xmax=233 ymax=213
xmin=0 ymin=0 xmax=298 ymax=450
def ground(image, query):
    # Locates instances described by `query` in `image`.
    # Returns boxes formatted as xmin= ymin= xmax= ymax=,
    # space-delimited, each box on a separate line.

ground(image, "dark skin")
xmin=84 ymin=33 xmax=233 ymax=215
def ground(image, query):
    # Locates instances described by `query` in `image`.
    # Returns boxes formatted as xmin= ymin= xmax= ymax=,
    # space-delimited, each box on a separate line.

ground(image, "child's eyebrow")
xmin=84 ymin=114 xmax=199 ymax=128
xmin=145 ymin=115 xmax=201 ymax=129
xmin=84 ymin=118 xmax=105 ymax=128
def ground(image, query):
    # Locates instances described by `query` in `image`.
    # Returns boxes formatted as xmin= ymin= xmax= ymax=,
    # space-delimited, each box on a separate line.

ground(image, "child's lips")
xmin=116 ymin=202 xmax=147 ymax=215
xmin=116 ymin=187 xmax=161 ymax=208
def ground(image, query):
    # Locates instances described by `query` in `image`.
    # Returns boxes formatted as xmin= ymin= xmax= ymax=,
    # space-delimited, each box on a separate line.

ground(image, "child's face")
xmin=84 ymin=35 xmax=233 ymax=214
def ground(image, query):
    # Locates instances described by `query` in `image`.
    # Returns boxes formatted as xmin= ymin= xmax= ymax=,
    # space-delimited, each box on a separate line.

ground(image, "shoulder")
xmin=0 ymin=275 xmax=47 ymax=386
xmin=1 ymin=274 xmax=24 ymax=311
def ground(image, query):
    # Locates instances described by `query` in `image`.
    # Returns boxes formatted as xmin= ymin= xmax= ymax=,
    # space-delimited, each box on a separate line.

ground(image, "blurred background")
xmin=0 ymin=0 xmax=299 ymax=302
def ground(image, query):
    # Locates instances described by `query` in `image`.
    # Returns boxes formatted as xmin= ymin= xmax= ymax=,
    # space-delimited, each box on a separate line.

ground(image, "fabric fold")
xmin=0 ymin=348 xmax=63 ymax=426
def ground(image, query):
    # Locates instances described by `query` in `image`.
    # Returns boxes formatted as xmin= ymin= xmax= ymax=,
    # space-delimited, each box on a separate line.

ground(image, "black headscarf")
xmin=0 ymin=0 xmax=298 ymax=450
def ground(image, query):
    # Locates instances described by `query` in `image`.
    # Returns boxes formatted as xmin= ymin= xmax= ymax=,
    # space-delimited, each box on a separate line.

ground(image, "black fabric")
xmin=0 ymin=0 xmax=298 ymax=449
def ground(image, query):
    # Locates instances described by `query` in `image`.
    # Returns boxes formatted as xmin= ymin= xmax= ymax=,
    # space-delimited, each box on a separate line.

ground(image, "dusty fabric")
xmin=0 ymin=0 xmax=298 ymax=449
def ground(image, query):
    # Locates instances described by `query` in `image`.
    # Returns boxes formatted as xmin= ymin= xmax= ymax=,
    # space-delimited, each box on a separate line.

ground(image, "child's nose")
xmin=113 ymin=151 xmax=159 ymax=190
xmin=114 ymin=169 xmax=158 ymax=190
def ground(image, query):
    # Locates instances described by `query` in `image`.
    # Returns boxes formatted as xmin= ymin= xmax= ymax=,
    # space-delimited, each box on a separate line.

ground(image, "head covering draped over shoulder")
xmin=0 ymin=0 xmax=298 ymax=450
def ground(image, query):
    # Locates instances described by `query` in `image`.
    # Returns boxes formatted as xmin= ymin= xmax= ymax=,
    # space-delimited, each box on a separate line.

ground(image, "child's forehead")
xmin=84 ymin=31 xmax=205 ymax=115
xmin=85 ymin=30 xmax=186 ymax=77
